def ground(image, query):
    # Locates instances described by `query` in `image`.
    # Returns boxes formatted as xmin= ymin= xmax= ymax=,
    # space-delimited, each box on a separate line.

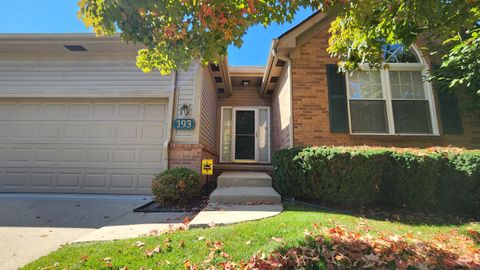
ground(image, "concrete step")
xmin=217 ymin=172 xmax=272 ymax=187
xmin=216 ymin=163 xmax=273 ymax=173
xmin=209 ymin=186 xmax=281 ymax=205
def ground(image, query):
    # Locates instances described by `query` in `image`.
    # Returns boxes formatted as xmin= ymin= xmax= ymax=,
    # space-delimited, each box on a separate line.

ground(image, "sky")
xmin=0 ymin=0 xmax=314 ymax=66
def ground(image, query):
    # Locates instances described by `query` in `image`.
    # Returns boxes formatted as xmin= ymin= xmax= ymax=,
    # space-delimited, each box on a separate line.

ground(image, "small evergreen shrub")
xmin=151 ymin=167 xmax=200 ymax=207
xmin=273 ymin=146 xmax=480 ymax=216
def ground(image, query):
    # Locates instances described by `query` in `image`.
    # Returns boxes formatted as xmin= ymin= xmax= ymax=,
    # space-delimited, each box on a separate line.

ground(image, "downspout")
xmin=163 ymin=71 xmax=177 ymax=169
xmin=272 ymin=49 xmax=294 ymax=148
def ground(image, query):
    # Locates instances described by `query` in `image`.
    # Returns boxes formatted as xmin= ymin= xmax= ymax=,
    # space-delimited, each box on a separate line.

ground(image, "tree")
xmin=78 ymin=0 xmax=479 ymax=108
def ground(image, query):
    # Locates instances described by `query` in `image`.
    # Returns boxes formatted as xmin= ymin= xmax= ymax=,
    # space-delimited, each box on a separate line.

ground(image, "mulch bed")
xmin=134 ymin=195 xmax=209 ymax=213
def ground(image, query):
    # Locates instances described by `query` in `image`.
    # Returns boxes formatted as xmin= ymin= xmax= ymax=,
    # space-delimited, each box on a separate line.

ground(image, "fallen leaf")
xmin=133 ymin=241 xmax=145 ymax=248
xmin=184 ymin=259 xmax=191 ymax=269
xmin=183 ymin=216 xmax=192 ymax=225
xmin=79 ymin=255 xmax=89 ymax=262
xmin=271 ymin=237 xmax=283 ymax=243
xmin=148 ymin=229 xmax=159 ymax=236
xmin=145 ymin=245 xmax=161 ymax=257
xmin=179 ymin=240 xmax=185 ymax=248
xmin=467 ymin=229 xmax=480 ymax=243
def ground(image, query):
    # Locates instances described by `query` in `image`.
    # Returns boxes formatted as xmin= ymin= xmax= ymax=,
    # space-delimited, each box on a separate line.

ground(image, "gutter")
xmin=260 ymin=39 xmax=279 ymax=96
xmin=163 ymin=71 xmax=177 ymax=169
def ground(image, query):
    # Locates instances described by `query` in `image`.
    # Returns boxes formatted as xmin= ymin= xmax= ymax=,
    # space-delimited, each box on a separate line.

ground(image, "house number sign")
xmin=173 ymin=118 xmax=196 ymax=130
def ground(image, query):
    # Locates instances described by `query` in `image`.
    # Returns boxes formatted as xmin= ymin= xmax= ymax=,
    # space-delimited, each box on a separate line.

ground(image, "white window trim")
xmin=345 ymin=45 xmax=439 ymax=136
xmin=258 ymin=107 xmax=271 ymax=164
xmin=219 ymin=106 xmax=232 ymax=163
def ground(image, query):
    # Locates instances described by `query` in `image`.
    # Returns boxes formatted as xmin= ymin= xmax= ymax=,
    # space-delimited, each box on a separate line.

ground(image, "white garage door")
xmin=0 ymin=99 xmax=168 ymax=194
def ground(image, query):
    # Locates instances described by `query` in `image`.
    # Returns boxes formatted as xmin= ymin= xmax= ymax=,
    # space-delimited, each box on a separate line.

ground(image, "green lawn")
xmin=23 ymin=203 xmax=479 ymax=270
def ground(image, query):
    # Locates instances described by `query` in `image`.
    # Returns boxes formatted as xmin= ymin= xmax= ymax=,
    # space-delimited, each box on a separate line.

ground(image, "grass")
xmin=23 ymin=203 xmax=479 ymax=270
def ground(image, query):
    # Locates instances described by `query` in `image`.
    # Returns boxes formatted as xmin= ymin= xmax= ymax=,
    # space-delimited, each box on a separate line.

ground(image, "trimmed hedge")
xmin=151 ymin=167 xmax=200 ymax=207
xmin=272 ymin=146 xmax=480 ymax=216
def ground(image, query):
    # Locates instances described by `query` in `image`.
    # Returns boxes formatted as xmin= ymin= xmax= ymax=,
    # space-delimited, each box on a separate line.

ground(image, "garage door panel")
xmin=0 ymin=168 xmax=159 ymax=194
xmin=31 ymin=173 xmax=55 ymax=187
xmin=58 ymin=173 xmax=80 ymax=187
xmin=4 ymin=172 xmax=28 ymax=187
xmin=0 ymin=99 xmax=167 ymax=194
xmin=0 ymin=102 xmax=167 ymax=121
xmin=0 ymin=121 xmax=165 ymax=144
xmin=2 ymin=145 xmax=164 ymax=168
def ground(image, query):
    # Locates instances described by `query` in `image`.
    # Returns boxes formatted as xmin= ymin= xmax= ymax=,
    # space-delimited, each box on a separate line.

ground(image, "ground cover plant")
xmin=23 ymin=203 xmax=479 ymax=269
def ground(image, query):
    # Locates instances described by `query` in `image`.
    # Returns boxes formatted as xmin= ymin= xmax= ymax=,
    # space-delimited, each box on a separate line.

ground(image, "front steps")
xmin=189 ymin=172 xmax=283 ymax=227
xmin=209 ymin=172 xmax=281 ymax=205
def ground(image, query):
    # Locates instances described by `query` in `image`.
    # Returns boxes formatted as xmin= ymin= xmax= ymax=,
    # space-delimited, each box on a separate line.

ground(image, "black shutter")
xmin=326 ymin=64 xmax=349 ymax=132
xmin=438 ymin=89 xmax=463 ymax=134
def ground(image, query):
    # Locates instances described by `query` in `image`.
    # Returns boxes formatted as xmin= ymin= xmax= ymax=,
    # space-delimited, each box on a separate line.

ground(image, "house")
xmin=0 ymin=12 xmax=478 ymax=195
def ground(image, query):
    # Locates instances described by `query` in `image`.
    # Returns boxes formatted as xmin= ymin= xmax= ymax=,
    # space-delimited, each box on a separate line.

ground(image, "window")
xmin=346 ymin=45 xmax=437 ymax=135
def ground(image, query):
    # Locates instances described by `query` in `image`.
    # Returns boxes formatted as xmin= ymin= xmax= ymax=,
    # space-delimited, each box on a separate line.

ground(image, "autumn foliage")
xmin=184 ymin=225 xmax=480 ymax=269
xmin=273 ymin=146 xmax=480 ymax=216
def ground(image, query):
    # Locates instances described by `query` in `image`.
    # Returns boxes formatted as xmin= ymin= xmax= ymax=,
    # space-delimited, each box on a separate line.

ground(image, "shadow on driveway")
xmin=0 ymin=193 xmax=188 ymax=270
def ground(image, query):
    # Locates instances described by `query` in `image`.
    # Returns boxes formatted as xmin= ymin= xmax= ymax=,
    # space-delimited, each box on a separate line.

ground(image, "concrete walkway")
xmin=0 ymin=193 xmax=187 ymax=270
xmin=74 ymin=211 xmax=188 ymax=242
xmin=189 ymin=202 xmax=283 ymax=227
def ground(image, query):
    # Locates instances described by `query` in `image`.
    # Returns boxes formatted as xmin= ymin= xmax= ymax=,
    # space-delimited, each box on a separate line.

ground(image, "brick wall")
xmin=168 ymin=143 xmax=218 ymax=185
xmin=271 ymin=65 xmax=292 ymax=152
xmin=290 ymin=27 xmax=480 ymax=148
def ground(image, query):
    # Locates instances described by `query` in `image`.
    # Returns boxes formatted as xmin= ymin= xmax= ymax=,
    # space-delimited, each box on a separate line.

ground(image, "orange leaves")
xmin=271 ymin=237 xmax=284 ymax=243
xmin=467 ymin=229 xmax=480 ymax=243
xmin=195 ymin=225 xmax=480 ymax=269
xmin=145 ymin=245 xmax=161 ymax=257
xmin=183 ymin=216 xmax=192 ymax=225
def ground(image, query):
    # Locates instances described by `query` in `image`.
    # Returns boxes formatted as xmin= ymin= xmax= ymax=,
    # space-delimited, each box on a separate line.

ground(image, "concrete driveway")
xmin=0 ymin=193 xmax=188 ymax=270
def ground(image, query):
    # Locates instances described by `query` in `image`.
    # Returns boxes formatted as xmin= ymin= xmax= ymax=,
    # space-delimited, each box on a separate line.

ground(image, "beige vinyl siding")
xmin=271 ymin=65 xmax=292 ymax=151
xmin=218 ymin=87 xmax=271 ymax=107
xmin=0 ymin=60 xmax=173 ymax=98
xmin=0 ymin=48 xmax=199 ymax=144
xmin=199 ymin=67 xmax=217 ymax=153
xmin=171 ymin=63 xmax=199 ymax=143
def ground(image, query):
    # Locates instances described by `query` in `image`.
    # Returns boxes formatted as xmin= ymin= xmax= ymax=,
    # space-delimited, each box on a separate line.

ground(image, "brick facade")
xmin=271 ymin=67 xmax=292 ymax=152
xmin=168 ymin=143 xmax=218 ymax=185
xmin=290 ymin=26 xmax=480 ymax=148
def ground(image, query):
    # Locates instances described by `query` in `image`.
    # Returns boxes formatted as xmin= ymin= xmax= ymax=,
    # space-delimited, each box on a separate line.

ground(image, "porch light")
xmin=180 ymin=104 xmax=190 ymax=116
xmin=241 ymin=80 xmax=250 ymax=87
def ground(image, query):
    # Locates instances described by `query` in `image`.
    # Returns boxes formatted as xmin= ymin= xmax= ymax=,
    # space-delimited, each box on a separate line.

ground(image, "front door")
xmin=220 ymin=106 xmax=270 ymax=163
xmin=233 ymin=108 xmax=257 ymax=162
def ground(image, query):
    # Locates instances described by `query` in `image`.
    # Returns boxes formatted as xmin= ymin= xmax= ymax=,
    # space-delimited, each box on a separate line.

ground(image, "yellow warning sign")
xmin=201 ymin=159 xmax=214 ymax=175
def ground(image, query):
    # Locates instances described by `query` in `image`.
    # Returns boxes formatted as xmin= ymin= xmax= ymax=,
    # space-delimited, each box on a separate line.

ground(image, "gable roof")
xmin=260 ymin=11 xmax=332 ymax=96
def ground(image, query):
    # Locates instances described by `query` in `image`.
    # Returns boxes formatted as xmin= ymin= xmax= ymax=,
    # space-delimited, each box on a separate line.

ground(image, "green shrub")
xmin=151 ymin=167 xmax=200 ymax=207
xmin=272 ymin=146 xmax=480 ymax=216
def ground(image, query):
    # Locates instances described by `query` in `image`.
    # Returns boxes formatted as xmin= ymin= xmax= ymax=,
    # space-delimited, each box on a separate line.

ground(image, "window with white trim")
xmin=346 ymin=45 xmax=438 ymax=135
